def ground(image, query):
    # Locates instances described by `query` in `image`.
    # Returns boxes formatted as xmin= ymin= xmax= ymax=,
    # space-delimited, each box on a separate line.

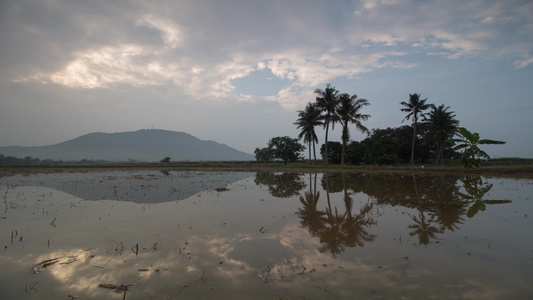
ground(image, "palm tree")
xmin=451 ymin=127 xmax=505 ymax=168
xmin=424 ymin=104 xmax=459 ymax=165
xmin=294 ymin=102 xmax=323 ymax=164
xmin=400 ymin=93 xmax=431 ymax=164
xmin=335 ymin=93 xmax=370 ymax=165
xmin=314 ymin=84 xmax=340 ymax=165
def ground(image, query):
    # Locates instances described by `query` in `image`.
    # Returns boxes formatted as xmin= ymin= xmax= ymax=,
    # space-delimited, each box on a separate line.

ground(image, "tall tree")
xmin=335 ymin=93 xmax=370 ymax=165
xmin=294 ymin=102 xmax=323 ymax=164
xmin=314 ymin=83 xmax=340 ymax=165
xmin=400 ymin=93 xmax=431 ymax=164
xmin=424 ymin=104 xmax=459 ymax=165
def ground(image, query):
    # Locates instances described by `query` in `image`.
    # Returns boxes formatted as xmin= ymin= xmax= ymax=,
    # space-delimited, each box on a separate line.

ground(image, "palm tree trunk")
xmin=341 ymin=124 xmax=347 ymax=165
xmin=439 ymin=142 xmax=445 ymax=164
xmin=341 ymin=141 xmax=345 ymax=165
xmin=410 ymin=121 xmax=417 ymax=164
xmin=436 ymin=140 xmax=444 ymax=164
xmin=308 ymin=140 xmax=312 ymax=164
xmin=313 ymin=141 xmax=317 ymax=164
xmin=324 ymin=121 xmax=330 ymax=165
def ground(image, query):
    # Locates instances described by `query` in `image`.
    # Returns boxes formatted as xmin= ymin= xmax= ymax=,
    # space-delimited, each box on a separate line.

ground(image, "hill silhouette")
xmin=0 ymin=129 xmax=254 ymax=162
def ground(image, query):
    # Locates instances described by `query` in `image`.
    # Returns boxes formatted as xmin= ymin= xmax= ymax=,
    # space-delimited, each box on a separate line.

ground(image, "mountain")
xmin=0 ymin=129 xmax=255 ymax=162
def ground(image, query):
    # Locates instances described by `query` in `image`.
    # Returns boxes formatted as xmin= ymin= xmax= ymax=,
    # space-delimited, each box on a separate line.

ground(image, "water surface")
xmin=1 ymin=171 xmax=532 ymax=299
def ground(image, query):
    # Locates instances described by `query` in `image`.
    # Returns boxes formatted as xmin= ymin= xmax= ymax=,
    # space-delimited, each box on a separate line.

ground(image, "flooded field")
xmin=1 ymin=170 xmax=532 ymax=299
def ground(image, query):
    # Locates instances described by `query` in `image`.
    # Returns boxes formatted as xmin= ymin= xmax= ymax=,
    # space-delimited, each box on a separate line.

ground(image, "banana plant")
xmin=451 ymin=127 xmax=505 ymax=168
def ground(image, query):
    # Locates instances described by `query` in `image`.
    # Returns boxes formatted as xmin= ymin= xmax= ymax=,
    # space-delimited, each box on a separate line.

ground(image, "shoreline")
xmin=2 ymin=162 xmax=533 ymax=179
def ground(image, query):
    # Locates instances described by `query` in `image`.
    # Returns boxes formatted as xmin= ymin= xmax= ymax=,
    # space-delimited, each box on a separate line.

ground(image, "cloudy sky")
xmin=1 ymin=0 xmax=532 ymax=158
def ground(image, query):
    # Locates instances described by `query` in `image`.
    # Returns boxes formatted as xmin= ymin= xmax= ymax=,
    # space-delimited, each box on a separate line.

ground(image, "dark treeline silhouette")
xmin=0 ymin=154 xmax=111 ymax=166
xmin=307 ymin=85 xmax=461 ymax=165
xmin=322 ymin=125 xmax=460 ymax=165
xmin=256 ymin=84 xmax=470 ymax=165
xmin=258 ymin=84 xmax=504 ymax=166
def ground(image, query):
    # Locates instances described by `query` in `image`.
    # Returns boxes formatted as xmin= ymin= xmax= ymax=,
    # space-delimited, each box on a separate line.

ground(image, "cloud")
xmin=1 ymin=0 xmax=532 ymax=112
xmin=514 ymin=55 xmax=533 ymax=69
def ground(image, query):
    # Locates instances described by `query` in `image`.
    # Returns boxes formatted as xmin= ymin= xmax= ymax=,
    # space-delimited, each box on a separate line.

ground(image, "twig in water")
xmin=297 ymin=265 xmax=307 ymax=275
xmin=131 ymin=244 xmax=139 ymax=256
xmin=314 ymin=285 xmax=335 ymax=296
xmin=27 ymin=282 xmax=39 ymax=292
xmin=3 ymin=183 xmax=8 ymax=204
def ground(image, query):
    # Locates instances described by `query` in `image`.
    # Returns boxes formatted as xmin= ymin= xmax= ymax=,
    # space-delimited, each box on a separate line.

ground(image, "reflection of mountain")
xmin=1 ymin=171 xmax=252 ymax=203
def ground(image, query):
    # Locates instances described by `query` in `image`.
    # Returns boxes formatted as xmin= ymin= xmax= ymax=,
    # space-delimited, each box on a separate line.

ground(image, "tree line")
xmin=0 ymin=154 xmax=111 ymax=166
xmin=255 ymin=84 xmax=504 ymax=168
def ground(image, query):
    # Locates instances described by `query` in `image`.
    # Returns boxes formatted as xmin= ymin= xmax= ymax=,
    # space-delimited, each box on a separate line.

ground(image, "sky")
xmin=1 ymin=0 xmax=532 ymax=158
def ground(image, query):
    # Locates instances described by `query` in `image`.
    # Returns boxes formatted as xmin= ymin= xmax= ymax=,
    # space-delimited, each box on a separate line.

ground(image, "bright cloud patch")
xmin=9 ymin=0 xmax=533 ymax=110
xmin=231 ymin=68 xmax=293 ymax=98
xmin=50 ymin=45 xmax=154 ymax=88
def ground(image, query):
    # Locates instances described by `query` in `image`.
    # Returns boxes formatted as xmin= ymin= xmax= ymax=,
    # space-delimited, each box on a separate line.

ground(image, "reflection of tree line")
xmin=255 ymin=171 xmax=511 ymax=255
xmin=254 ymin=172 xmax=306 ymax=198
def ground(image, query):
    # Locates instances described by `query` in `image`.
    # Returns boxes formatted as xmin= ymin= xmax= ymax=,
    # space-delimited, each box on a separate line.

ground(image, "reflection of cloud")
xmin=2 ymin=177 xmax=532 ymax=299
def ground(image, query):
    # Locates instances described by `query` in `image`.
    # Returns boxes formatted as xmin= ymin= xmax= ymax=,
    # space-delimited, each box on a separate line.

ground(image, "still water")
xmin=0 ymin=170 xmax=532 ymax=299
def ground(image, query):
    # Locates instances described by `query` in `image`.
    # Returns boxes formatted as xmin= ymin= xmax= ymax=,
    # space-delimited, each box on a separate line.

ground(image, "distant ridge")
xmin=0 ymin=129 xmax=254 ymax=162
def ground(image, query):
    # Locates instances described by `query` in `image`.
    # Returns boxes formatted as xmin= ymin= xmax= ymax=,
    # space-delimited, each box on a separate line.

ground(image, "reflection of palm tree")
xmin=458 ymin=176 xmax=493 ymax=202
xmin=456 ymin=176 xmax=511 ymax=218
xmin=340 ymin=173 xmax=377 ymax=247
xmin=341 ymin=203 xmax=377 ymax=248
xmin=408 ymin=210 xmax=442 ymax=245
xmin=430 ymin=205 xmax=465 ymax=232
xmin=405 ymin=174 xmax=463 ymax=233
xmin=298 ymin=173 xmax=377 ymax=257
xmin=298 ymin=174 xmax=326 ymax=236
xmin=318 ymin=207 xmax=347 ymax=256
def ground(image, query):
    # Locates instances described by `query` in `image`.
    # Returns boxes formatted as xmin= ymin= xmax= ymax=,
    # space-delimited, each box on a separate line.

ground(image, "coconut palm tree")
xmin=294 ymin=102 xmax=323 ymax=164
xmin=400 ymin=93 xmax=431 ymax=164
xmin=424 ymin=104 xmax=459 ymax=165
xmin=451 ymin=127 xmax=506 ymax=168
xmin=314 ymin=84 xmax=340 ymax=165
xmin=335 ymin=93 xmax=370 ymax=165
